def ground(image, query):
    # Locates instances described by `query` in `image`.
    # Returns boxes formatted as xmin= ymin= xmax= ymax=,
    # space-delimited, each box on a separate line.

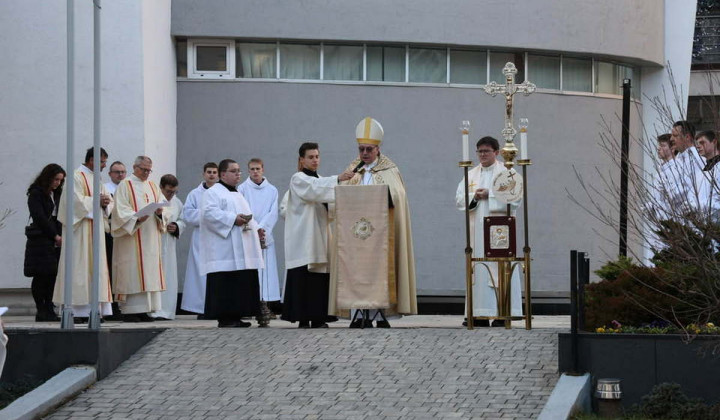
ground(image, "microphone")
xmin=352 ymin=161 xmax=365 ymax=173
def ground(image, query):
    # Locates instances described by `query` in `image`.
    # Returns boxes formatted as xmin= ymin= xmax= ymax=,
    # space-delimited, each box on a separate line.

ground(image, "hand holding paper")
xmin=134 ymin=201 xmax=169 ymax=219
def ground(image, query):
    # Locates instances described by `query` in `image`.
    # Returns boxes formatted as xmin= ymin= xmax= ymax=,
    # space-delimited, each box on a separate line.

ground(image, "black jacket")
xmin=24 ymin=186 xmax=61 ymax=277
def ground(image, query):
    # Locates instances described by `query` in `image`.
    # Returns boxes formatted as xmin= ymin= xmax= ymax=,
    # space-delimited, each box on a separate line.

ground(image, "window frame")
xmin=187 ymin=39 xmax=236 ymax=79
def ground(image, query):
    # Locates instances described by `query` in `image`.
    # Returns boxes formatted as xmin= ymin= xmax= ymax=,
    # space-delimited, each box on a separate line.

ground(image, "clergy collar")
xmin=79 ymin=164 xmax=93 ymax=175
xmin=704 ymin=155 xmax=720 ymax=172
xmin=218 ymin=180 xmax=238 ymax=192
xmin=202 ymin=182 xmax=213 ymax=190
xmin=302 ymin=168 xmax=319 ymax=178
xmin=251 ymin=178 xmax=265 ymax=187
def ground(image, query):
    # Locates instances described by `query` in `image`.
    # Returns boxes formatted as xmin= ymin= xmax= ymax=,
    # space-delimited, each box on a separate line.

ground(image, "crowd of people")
xmin=23 ymin=117 xmax=426 ymax=328
xmin=654 ymin=120 xmax=719 ymax=219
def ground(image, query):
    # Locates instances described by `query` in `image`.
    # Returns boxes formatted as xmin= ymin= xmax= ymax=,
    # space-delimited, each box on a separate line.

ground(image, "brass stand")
xmin=460 ymin=158 xmax=533 ymax=330
xmin=459 ymin=161 xmax=474 ymax=330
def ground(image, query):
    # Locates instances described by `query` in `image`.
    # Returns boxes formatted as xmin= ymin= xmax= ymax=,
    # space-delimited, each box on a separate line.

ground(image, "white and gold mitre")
xmin=355 ymin=117 xmax=384 ymax=145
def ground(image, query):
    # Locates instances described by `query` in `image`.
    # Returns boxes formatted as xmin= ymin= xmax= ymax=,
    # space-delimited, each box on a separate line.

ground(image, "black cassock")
xmin=204 ymin=269 xmax=260 ymax=321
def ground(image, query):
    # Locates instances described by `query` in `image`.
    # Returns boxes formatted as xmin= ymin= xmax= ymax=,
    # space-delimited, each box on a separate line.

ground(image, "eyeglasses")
xmin=476 ymin=149 xmax=495 ymax=155
xmin=226 ymin=169 xmax=242 ymax=174
xmin=136 ymin=167 xmax=152 ymax=174
xmin=358 ymin=146 xmax=376 ymax=153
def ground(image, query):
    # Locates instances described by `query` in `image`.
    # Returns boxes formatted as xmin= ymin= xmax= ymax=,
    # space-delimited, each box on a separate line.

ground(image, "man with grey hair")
xmin=111 ymin=156 xmax=169 ymax=322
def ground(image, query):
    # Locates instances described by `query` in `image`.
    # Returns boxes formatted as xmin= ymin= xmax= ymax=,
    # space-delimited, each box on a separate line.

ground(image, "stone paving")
xmin=40 ymin=316 xmax=564 ymax=420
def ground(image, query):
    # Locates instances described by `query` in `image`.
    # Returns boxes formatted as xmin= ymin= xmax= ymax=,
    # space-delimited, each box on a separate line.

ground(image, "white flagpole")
xmin=89 ymin=0 xmax=102 ymax=329
xmin=61 ymin=0 xmax=75 ymax=330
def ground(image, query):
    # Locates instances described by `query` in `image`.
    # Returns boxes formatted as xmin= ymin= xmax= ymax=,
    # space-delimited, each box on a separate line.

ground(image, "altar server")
xmin=282 ymin=142 xmax=353 ymax=328
xmin=238 ymin=158 xmax=281 ymax=305
xmin=180 ymin=163 xmax=218 ymax=315
xmin=200 ymin=159 xmax=264 ymax=328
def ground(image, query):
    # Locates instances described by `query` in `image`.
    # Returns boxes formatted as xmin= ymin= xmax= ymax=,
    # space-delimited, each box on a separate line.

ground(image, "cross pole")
xmin=483 ymin=62 xmax=536 ymax=160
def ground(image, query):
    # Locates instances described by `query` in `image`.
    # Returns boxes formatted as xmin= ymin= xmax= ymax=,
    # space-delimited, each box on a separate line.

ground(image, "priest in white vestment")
xmin=111 ymin=156 xmax=168 ymax=322
xmin=282 ymin=142 xmax=354 ymax=328
xmin=104 ymin=160 xmax=126 ymax=320
xmin=151 ymin=174 xmax=186 ymax=320
xmin=238 ymin=158 xmax=281 ymax=304
xmin=333 ymin=117 xmax=418 ymax=328
xmin=697 ymin=130 xmax=720 ymax=218
xmin=200 ymin=159 xmax=264 ymax=328
xmin=180 ymin=163 xmax=218 ymax=315
xmin=455 ymin=136 xmax=522 ymax=327
xmin=54 ymin=147 xmax=114 ymax=319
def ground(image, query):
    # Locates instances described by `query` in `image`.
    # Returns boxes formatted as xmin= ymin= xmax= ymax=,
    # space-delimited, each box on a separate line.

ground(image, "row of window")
xmin=176 ymin=39 xmax=641 ymax=97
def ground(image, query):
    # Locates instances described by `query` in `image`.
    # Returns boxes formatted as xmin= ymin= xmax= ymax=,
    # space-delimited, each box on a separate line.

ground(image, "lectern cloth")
xmin=334 ymin=185 xmax=390 ymax=309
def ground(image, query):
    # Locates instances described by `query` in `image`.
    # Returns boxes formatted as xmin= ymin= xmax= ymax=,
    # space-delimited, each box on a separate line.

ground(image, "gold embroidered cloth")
xmin=333 ymin=185 xmax=390 ymax=309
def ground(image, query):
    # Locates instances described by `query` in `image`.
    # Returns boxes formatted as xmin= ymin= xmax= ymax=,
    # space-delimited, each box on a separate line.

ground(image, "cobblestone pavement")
xmin=45 ymin=321 xmax=560 ymax=420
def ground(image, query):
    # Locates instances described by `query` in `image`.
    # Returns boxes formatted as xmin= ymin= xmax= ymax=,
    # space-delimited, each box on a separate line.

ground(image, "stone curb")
xmin=537 ymin=373 xmax=592 ymax=420
xmin=0 ymin=365 xmax=96 ymax=420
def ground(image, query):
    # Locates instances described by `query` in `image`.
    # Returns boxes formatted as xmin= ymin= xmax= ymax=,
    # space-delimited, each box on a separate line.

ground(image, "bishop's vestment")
xmin=330 ymin=155 xmax=418 ymax=316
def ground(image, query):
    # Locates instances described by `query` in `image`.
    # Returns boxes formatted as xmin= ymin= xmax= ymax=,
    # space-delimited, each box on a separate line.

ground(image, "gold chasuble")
xmin=111 ymin=175 xmax=168 ymax=309
xmin=53 ymin=166 xmax=113 ymax=307
xmin=330 ymin=154 xmax=417 ymax=315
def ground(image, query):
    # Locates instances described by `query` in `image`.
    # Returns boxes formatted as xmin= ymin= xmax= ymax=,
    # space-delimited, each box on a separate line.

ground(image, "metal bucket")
xmin=595 ymin=378 xmax=622 ymax=400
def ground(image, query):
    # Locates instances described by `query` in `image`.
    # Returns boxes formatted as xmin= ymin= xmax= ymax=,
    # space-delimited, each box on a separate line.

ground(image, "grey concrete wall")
xmin=171 ymin=0 xmax=664 ymax=66
xmin=176 ymin=80 xmax=644 ymax=296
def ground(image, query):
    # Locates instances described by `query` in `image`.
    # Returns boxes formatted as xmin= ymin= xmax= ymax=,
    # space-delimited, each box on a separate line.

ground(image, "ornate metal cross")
xmin=484 ymin=62 xmax=536 ymax=144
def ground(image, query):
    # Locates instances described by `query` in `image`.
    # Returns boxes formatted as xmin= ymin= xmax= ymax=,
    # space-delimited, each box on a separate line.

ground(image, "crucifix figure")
xmin=484 ymin=62 xmax=536 ymax=144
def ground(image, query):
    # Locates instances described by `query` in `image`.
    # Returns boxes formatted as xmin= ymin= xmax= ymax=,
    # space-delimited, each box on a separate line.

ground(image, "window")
xmin=280 ymin=43 xmax=320 ymax=79
xmin=236 ymin=43 xmax=276 ymax=78
xmin=489 ymin=52 xmax=524 ymax=84
xmin=528 ymin=54 xmax=560 ymax=90
xmin=187 ymin=39 xmax=235 ymax=79
xmin=409 ymin=48 xmax=446 ymax=83
xmin=450 ymin=50 xmax=487 ymax=84
xmin=562 ymin=57 xmax=592 ymax=92
xmin=595 ymin=61 xmax=620 ymax=94
xmin=617 ymin=65 xmax=641 ymax=99
xmin=323 ymin=45 xmax=363 ymax=81
xmin=367 ymin=46 xmax=405 ymax=82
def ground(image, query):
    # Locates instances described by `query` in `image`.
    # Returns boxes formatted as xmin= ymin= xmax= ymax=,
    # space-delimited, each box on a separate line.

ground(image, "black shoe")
xmin=218 ymin=320 xmax=235 ymax=328
xmin=349 ymin=319 xmax=373 ymax=329
xmin=491 ymin=319 xmax=506 ymax=327
xmin=311 ymin=321 xmax=329 ymax=328
xmin=298 ymin=321 xmax=311 ymax=328
xmin=104 ymin=313 xmax=123 ymax=321
xmin=152 ymin=317 xmax=171 ymax=321
xmin=35 ymin=310 xmax=60 ymax=322
xmin=73 ymin=317 xmax=89 ymax=324
xmin=236 ymin=320 xmax=251 ymax=328
xmin=375 ymin=320 xmax=391 ymax=328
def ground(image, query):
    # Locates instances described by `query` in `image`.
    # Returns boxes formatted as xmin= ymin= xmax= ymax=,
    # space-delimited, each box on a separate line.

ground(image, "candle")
xmin=461 ymin=120 xmax=470 ymax=161
xmin=519 ymin=118 xmax=529 ymax=160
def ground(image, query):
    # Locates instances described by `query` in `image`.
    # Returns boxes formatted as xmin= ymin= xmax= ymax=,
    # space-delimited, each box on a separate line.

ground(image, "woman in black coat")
xmin=24 ymin=164 xmax=65 ymax=321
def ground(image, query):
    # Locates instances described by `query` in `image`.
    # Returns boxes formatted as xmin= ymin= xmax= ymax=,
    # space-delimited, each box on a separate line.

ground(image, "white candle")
xmin=461 ymin=120 xmax=470 ymax=161
xmin=519 ymin=118 xmax=529 ymax=160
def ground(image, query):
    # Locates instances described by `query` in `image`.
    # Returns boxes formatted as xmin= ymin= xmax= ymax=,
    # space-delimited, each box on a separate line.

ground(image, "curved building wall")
xmin=171 ymin=0 xmax=664 ymax=66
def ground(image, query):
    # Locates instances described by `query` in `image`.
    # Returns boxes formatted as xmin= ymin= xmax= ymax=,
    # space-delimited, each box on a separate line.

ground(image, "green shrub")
xmin=632 ymin=383 xmax=720 ymax=419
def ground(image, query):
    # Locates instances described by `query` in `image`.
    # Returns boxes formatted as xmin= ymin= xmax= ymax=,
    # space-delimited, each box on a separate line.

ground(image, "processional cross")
xmin=483 ymin=62 xmax=536 ymax=158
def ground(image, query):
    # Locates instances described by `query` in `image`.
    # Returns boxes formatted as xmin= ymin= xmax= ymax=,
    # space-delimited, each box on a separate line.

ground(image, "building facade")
xmin=0 ymin=0 xmax=698 ymax=313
